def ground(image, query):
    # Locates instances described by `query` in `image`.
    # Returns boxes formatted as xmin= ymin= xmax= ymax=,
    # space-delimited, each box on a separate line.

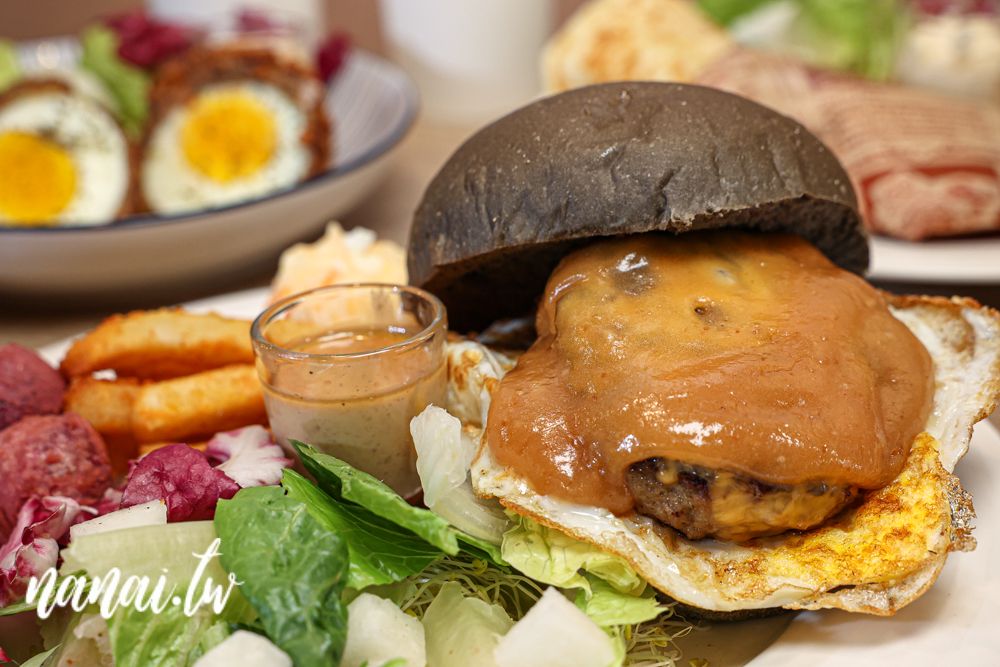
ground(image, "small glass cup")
xmin=251 ymin=284 xmax=448 ymax=498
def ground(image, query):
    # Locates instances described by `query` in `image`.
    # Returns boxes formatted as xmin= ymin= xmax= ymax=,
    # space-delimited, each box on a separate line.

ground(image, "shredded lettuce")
xmin=501 ymin=514 xmax=645 ymax=597
xmin=411 ymin=407 xmax=512 ymax=549
xmin=412 ymin=405 xmax=472 ymax=508
xmin=215 ymin=486 xmax=350 ymax=667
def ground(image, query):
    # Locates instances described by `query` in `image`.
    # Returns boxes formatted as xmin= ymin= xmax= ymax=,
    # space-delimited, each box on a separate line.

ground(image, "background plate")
xmin=869 ymin=235 xmax=1000 ymax=283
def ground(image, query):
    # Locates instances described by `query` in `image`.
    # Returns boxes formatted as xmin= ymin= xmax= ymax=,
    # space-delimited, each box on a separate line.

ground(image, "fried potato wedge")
xmin=63 ymin=377 xmax=142 ymax=475
xmin=131 ymin=364 xmax=267 ymax=443
xmin=60 ymin=309 xmax=254 ymax=380
xmin=64 ymin=377 xmax=141 ymax=436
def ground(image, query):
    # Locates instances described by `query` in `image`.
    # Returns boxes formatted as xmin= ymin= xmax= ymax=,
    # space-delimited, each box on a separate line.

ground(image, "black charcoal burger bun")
xmin=408 ymin=82 xmax=866 ymax=332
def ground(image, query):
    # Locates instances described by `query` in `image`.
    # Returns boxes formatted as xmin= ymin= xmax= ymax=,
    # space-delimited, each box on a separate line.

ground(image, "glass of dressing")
xmin=252 ymin=284 xmax=448 ymax=498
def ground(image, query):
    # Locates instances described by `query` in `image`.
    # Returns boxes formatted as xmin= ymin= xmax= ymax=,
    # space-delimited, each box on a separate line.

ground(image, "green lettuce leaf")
xmin=501 ymin=515 xmax=645 ymax=597
xmin=282 ymin=470 xmax=443 ymax=589
xmin=574 ymin=577 xmax=663 ymax=628
xmin=797 ymin=0 xmax=906 ymax=79
xmin=699 ymin=0 xmax=906 ymax=79
xmin=698 ymin=0 xmax=773 ymax=24
xmin=18 ymin=647 xmax=56 ymax=667
xmin=60 ymin=522 xmax=249 ymax=619
xmin=54 ymin=521 xmax=253 ymax=666
xmin=454 ymin=532 xmax=506 ymax=567
xmin=79 ymin=25 xmax=149 ymax=134
xmin=107 ymin=604 xmax=218 ymax=667
xmin=295 ymin=442 xmax=506 ymax=565
xmin=0 ymin=39 xmax=20 ymax=93
xmin=295 ymin=442 xmax=460 ymax=555
xmin=215 ymin=486 xmax=349 ymax=667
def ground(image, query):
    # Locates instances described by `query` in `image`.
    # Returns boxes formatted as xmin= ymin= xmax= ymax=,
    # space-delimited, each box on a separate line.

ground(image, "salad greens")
xmin=295 ymin=442 xmax=505 ymax=565
xmin=295 ymin=442 xmax=460 ymax=554
xmin=79 ymin=25 xmax=150 ymax=134
xmin=340 ymin=594 xmax=426 ymax=667
xmin=215 ymin=486 xmax=350 ymax=667
xmin=14 ymin=442 xmax=692 ymax=666
xmin=40 ymin=521 xmax=254 ymax=667
xmin=501 ymin=514 xmax=646 ymax=597
xmin=575 ymin=577 xmax=663 ymax=628
xmin=106 ymin=603 xmax=221 ymax=667
xmin=698 ymin=0 xmax=908 ymax=79
xmin=282 ymin=470 xmax=443 ymax=589
xmin=0 ymin=40 xmax=20 ymax=93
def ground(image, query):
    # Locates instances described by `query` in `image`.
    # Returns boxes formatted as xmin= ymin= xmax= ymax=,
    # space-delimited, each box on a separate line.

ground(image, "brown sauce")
xmin=485 ymin=231 xmax=934 ymax=515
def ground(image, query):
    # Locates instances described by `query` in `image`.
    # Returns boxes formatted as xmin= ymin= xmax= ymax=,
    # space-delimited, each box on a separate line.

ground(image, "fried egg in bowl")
xmin=142 ymin=81 xmax=312 ymax=214
xmin=139 ymin=46 xmax=330 ymax=216
xmin=0 ymin=81 xmax=130 ymax=227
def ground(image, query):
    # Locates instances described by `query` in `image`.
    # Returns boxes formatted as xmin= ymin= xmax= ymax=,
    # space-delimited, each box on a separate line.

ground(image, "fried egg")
xmin=0 ymin=92 xmax=129 ymax=227
xmin=452 ymin=296 xmax=1000 ymax=615
xmin=141 ymin=81 xmax=312 ymax=215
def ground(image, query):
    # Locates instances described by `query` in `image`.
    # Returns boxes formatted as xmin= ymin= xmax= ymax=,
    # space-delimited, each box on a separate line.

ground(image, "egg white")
xmin=0 ymin=92 xmax=129 ymax=226
xmin=141 ymin=81 xmax=312 ymax=215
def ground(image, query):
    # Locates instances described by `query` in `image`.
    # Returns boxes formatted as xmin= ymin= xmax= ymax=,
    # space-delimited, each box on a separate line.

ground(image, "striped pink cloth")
xmin=696 ymin=49 xmax=1000 ymax=240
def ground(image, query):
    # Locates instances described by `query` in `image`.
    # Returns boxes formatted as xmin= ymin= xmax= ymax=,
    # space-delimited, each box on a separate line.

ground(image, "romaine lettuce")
xmin=282 ymin=470 xmax=443 ymax=589
xmin=215 ymin=486 xmax=350 ymax=667
xmin=295 ymin=442 xmax=505 ymax=565
xmin=295 ymin=442 xmax=459 ymax=554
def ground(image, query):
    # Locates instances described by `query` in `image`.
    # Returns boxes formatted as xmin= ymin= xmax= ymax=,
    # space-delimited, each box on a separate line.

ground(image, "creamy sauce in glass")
xmin=263 ymin=329 xmax=447 ymax=498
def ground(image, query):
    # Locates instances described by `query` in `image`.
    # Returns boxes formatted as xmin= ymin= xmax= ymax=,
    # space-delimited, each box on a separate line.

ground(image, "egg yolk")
xmin=0 ymin=131 xmax=77 ymax=225
xmin=181 ymin=90 xmax=277 ymax=183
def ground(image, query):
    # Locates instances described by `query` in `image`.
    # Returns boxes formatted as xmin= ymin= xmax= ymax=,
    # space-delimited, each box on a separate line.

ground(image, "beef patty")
xmin=626 ymin=458 xmax=858 ymax=542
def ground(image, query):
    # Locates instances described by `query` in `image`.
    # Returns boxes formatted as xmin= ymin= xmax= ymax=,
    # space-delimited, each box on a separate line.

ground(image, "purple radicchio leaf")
xmin=0 ymin=496 xmax=93 ymax=607
xmin=121 ymin=444 xmax=239 ymax=523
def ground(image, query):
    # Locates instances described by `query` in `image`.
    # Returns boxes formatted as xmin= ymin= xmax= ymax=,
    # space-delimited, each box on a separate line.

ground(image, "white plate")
xmin=35 ymin=288 xmax=1000 ymax=667
xmin=0 ymin=50 xmax=418 ymax=301
xmin=868 ymin=234 xmax=1000 ymax=283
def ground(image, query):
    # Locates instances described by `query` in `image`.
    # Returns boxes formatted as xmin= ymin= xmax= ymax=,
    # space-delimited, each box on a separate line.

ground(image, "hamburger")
xmin=407 ymin=83 xmax=1000 ymax=616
